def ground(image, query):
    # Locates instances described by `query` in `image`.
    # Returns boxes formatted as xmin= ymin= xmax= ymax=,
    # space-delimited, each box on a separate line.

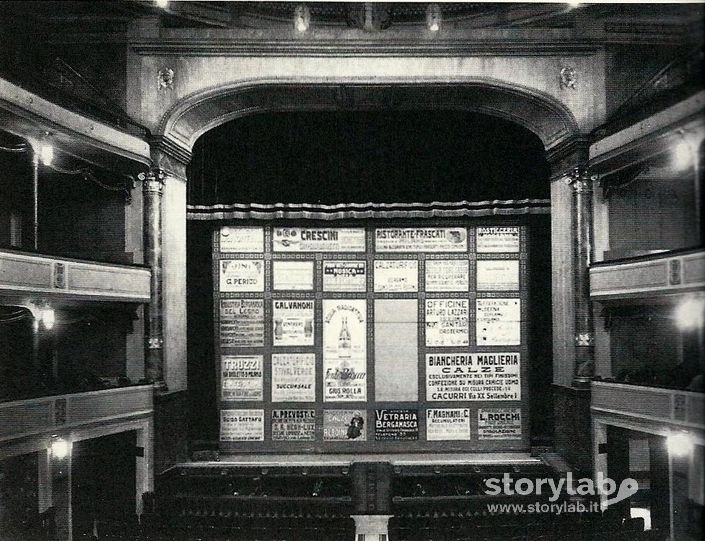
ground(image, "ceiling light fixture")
xmin=155 ymin=0 xmax=169 ymax=9
xmin=294 ymin=4 xmax=311 ymax=33
xmin=50 ymin=435 xmax=69 ymax=459
xmin=427 ymin=4 xmax=442 ymax=32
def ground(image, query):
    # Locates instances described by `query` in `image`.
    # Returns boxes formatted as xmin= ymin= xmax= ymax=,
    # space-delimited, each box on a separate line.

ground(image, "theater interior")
xmin=0 ymin=2 xmax=703 ymax=541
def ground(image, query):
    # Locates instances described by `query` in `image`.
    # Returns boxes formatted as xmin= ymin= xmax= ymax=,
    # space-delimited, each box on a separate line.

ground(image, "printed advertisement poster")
xmin=476 ymin=226 xmax=520 ymax=253
xmin=273 ymin=228 xmax=365 ymax=252
xmin=478 ymin=408 xmax=523 ymax=440
xmin=220 ymin=409 xmax=264 ymax=442
xmin=375 ymin=228 xmax=467 ymax=253
xmin=219 ymin=259 xmax=264 ymax=292
xmin=426 ymin=352 xmax=521 ymax=401
xmin=476 ymin=299 xmax=521 ymax=345
xmin=271 ymin=353 xmax=316 ymax=402
xmin=221 ymin=355 xmax=263 ymax=401
xmin=425 ymin=259 xmax=469 ymax=292
xmin=219 ymin=226 xmax=264 ymax=253
xmin=273 ymin=300 xmax=315 ymax=346
xmin=271 ymin=409 xmax=316 ymax=441
xmin=425 ymin=299 xmax=469 ymax=347
xmin=374 ymin=260 xmax=418 ymax=292
xmin=322 ymin=261 xmax=367 ymax=292
xmin=323 ymin=300 xmax=367 ymax=401
xmin=323 ymin=410 xmax=367 ymax=441
xmin=426 ymin=408 xmax=471 ymax=441
xmin=476 ymin=260 xmax=520 ymax=291
xmin=374 ymin=409 xmax=419 ymax=441
xmin=273 ymin=261 xmax=314 ymax=290
xmin=220 ymin=299 xmax=264 ymax=348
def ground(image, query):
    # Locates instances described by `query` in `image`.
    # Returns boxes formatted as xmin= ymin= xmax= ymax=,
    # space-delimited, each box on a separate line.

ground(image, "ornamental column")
xmin=566 ymin=166 xmax=597 ymax=386
xmin=139 ymin=168 xmax=167 ymax=390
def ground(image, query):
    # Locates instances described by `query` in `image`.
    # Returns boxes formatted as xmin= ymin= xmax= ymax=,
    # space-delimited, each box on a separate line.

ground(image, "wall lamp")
xmin=50 ymin=435 xmax=70 ymax=460
xmin=674 ymin=295 xmax=705 ymax=330
xmin=666 ymin=431 xmax=695 ymax=458
xmin=27 ymin=300 xmax=56 ymax=330
xmin=294 ymin=4 xmax=311 ymax=33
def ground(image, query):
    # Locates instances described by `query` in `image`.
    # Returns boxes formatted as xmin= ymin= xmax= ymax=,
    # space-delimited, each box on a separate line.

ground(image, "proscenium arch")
xmin=157 ymin=79 xmax=582 ymax=164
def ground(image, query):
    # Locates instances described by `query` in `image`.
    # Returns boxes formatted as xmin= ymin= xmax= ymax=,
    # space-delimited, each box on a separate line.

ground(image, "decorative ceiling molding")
xmin=130 ymin=36 xmax=601 ymax=58
xmin=158 ymin=80 xmax=581 ymax=161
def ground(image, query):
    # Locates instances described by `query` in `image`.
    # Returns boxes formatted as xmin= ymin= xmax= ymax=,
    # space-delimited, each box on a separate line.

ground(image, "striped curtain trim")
xmin=187 ymin=199 xmax=550 ymax=221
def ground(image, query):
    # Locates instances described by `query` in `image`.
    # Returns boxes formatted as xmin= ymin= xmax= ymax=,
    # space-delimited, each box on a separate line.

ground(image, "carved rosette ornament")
xmin=560 ymin=66 xmax=577 ymax=89
xmin=157 ymin=67 xmax=175 ymax=90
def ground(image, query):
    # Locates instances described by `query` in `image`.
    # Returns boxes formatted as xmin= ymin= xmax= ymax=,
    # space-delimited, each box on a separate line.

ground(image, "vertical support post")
xmin=139 ymin=169 xmax=167 ymax=391
xmin=649 ymin=435 xmax=671 ymax=534
xmin=31 ymin=150 xmax=39 ymax=251
xmin=135 ymin=418 xmax=154 ymax=516
xmin=568 ymin=166 xmax=596 ymax=386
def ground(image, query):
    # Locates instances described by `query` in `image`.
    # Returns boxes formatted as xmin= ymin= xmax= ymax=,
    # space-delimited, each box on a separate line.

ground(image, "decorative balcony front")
xmin=0 ymin=248 xmax=150 ymax=303
xmin=0 ymin=385 xmax=153 ymax=452
xmin=592 ymin=381 xmax=704 ymax=432
xmin=590 ymin=248 xmax=705 ymax=301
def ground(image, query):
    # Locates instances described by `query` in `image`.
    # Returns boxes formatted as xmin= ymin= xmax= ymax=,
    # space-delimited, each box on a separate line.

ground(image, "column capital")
xmin=138 ymin=168 xmax=167 ymax=194
xmin=564 ymin=166 xmax=598 ymax=192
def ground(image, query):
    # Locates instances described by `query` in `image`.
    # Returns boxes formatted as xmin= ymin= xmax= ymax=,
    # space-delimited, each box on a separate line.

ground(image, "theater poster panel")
xmin=219 ymin=226 xmax=264 ymax=253
xmin=323 ymin=300 xmax=367 ymax=401
xmin=478 ymin=408 xmax=522 ymax=440
xmin=374 ymin=260 xmax=418 ymax=292
xmin=273 ymin=261 xmax=314 ymax=291
xmin=476 ymin=226 xmax=520 ymax=253
xmin=273 ymin=300 xmax=315 ymax=346
xmin=476 ymin=298 xmax=521 ymax=345
xmin=220 ymin=409 xmax=264 ymax=442
xmin=476 ymin=260 xmax=520 ymax=291
xmin=271 ymin=409 xmax=316 ymax=441
xmin=375 ymin=227 xmax=467 ymax=253
xmin=425 ymin=259 xmax=469 ymax=292
xmin=221 ymin=355 xmax=263 ymax=401
xmin=322 ymin=261 xmax=367 ymax=292
xmin=273 ymin=227 xmax=365 ymax=252
xmin=425 ymin=299 xmax=469 ymax=347
xmin=374 ymin=409 xmax=419 ymax=441
xmin=323 ymin=410 xmax=367 ymax=441
xmin=219 ymin=259 xmax=264 ymax=292
xmin=426 ymin=408 xmax=471 ymax=441
xmin=271 ymin=353 xmax=316 ymax=402
xmin=220 ymin=299 xmax=264 ymax=348
xmin=426 ymin=352 xmax=521 ymax=401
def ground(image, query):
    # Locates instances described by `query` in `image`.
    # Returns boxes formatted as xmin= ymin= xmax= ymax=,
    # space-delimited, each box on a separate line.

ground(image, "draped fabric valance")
xmin=187 ymin=199 xmax=550 ymax=221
